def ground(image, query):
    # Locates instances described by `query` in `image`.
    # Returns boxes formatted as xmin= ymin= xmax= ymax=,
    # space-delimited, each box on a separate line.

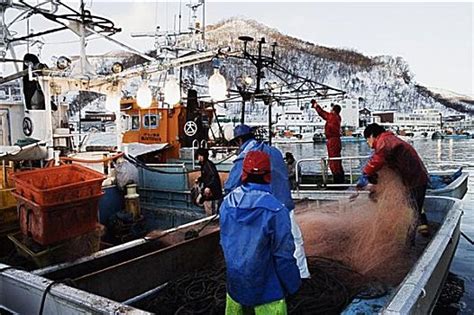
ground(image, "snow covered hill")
xmin=82 ymin=17 xmax=473 ymax=116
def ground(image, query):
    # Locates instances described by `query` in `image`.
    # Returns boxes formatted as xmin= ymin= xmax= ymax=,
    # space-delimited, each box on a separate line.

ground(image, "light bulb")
xmin=208 ymin=69 xmax=227 ymax=102
xmin=136 ymin=81 xmax=152 ymax=109
xmin=163 ymin=76 xmax=181 ymax=105
xmin=105 ymin=92 xmax=121 ymax=112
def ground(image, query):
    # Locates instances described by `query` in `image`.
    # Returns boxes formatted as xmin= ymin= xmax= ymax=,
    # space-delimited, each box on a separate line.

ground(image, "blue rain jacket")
xmin=224 ymin=139 xmax=295 ymax=211
xmin=220 ymin=183 xmax=301 ymax=306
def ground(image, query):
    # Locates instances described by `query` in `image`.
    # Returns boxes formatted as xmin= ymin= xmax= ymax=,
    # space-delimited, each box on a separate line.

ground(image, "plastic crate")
xmin=13 ymin=191 xmax=104 ymax=246
xmin=11 ymin=164 xmax=106 ymax=206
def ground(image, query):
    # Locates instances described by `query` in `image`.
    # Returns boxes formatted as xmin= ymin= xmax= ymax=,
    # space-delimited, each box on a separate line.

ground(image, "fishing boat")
xmin=273 ymin=131 xmax=314 ymax=144
xmin=312 ymin=131 xmax=366 ymax=143
xmin=0 ymin=2 xmax=467 ymax=312
xmin=295 ymin=156 xmax=469 ymax=200
xmin=0 ymin=194 xmax=463 ymax=314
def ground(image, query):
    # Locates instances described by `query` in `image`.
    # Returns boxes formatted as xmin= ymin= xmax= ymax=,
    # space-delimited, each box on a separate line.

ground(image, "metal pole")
xmin=255 ymin=38 xmax=264 ymax=94
xmin=202 ymin=0 xmax=206 ymax=47
xmin=268 ymin=98 xmax=272 ymax=146
xmin=240 ymin=99 xmax=245 ymax=124
xmin=79 ymin=0 xmax=86 ymax=74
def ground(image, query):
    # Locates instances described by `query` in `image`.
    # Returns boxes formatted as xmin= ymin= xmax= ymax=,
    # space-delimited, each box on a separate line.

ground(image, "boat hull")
xmin=382 ymin=197 xmax=462 ymax=314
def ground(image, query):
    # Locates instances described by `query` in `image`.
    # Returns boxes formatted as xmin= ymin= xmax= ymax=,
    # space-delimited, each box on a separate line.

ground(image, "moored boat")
xmin=0 ymin=195 xmax=463 ymax=314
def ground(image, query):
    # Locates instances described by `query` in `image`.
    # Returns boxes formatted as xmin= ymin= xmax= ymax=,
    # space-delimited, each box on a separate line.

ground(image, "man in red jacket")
xmin=357 ymin=123 xmax=430 ymax=236
xmin=311 ymin=99 xmax=345 ymax=184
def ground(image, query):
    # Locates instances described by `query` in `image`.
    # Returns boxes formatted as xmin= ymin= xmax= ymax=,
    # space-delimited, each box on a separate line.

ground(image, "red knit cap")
xmin=241 ymin=150 xmax=271 ymax=183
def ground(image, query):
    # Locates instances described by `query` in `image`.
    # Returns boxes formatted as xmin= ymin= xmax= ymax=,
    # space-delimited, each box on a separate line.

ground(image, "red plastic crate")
xmin=12 ymin=164 xmax=106 ymax=206
xmin=13 ymin=191 xmax=104 ymax=246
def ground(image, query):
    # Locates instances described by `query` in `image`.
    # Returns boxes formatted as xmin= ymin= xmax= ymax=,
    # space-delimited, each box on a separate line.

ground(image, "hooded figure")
xmin=220 ymin=150 xmax=301 ymax=313
xmin=22 ymin=53 xmax=46 ymax=110
xmin=224 ymin=124 xmax=310 ymax=279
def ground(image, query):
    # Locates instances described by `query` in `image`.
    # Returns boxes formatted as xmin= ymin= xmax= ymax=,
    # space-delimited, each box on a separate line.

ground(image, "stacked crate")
xmin=11 ymin=164 xmax=105 ymax=246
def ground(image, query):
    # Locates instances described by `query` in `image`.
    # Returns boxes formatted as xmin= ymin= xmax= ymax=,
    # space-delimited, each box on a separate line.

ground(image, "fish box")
xmin=12 ymin=191 xmax=103 ymax=246
xmin=11 ymin=164 xmax=105 ymax=206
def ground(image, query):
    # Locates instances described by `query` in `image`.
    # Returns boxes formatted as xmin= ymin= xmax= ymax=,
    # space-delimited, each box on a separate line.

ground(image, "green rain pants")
xmin=225 ymin=293 xmax=287 ymax=315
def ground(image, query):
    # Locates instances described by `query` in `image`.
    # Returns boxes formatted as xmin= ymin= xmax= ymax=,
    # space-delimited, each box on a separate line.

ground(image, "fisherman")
xmin=224 ymin=124 xmax=310 ymax=279
xmin=356 ymin=123 xmax=430 ymax=236
xmin=195 ymin=148 xmax=223 ymax=215
xmin=284 ymin=152 xmax=297 ymax=189
xmin=310 ymin=99 xmax=345 ymax=184
xmin=220 ymin=150 xmax=302 ymax=314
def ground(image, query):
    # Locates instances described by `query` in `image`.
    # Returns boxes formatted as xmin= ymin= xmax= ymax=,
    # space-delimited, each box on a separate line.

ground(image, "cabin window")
xmin=143 ymin=114 xmax=158 ymax=129
xmin=131 ymin=115 xmax=140 ymax=130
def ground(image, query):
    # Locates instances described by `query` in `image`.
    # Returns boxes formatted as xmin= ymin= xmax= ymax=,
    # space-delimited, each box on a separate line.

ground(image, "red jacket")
xmin=363 ymin=131 xmax=428 ymax=188
xmin=315 ymin=105 xmax=341 ymax=139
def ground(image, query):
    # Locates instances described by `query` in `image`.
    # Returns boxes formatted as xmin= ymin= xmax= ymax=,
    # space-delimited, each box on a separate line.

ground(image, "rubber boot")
xmin=417 ymin=210 xmax=430 ymax=237
xmin=333 ymin=173 xmax=345 ymax=184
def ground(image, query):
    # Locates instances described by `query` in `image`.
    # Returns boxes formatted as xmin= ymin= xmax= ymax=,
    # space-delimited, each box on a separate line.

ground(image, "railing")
xmin=295 ymin=155 xmax=370 ymax=190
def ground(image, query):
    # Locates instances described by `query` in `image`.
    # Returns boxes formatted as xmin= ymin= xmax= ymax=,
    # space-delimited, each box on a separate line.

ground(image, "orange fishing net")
xmin=296 ymin=167 xmax=417 ymax=285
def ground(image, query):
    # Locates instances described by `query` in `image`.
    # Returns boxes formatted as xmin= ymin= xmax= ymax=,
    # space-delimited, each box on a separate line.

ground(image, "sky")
xmin=3 ymin=1 xmax=473 ymax=96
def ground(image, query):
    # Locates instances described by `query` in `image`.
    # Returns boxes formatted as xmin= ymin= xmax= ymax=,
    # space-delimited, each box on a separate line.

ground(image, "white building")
xmin=316 ymin=98 xmax=360 ymax=129
xmin=373 ymin=108 xmax=442 ymax=131
xmin=395 ymin=108 xmax=442 ymax=130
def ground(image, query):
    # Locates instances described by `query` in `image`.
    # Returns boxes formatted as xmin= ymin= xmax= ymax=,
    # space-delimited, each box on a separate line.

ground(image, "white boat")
xmin=295 ymin=156 xmax=469 ymax=200
xmin=427 ymin=169 xmax=469 ymax=199
xmin=273 ymin=131 xmax=315 ymax=144
xmin=0 ymin=194 xmax=462 ymax=314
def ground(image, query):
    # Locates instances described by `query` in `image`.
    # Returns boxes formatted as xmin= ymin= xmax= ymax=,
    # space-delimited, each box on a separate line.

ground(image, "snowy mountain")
xmin=201 ymin=18 xmax=472 ymax=115
xmin=85 ymin=17 xmax=472 ymax=116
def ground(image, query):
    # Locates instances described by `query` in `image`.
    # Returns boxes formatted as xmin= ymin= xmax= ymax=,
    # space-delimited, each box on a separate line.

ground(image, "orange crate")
xmin=13 ymin=191 xmax=104 ymax=246
xmin=12 ymin=164 xmax=105 ymax=206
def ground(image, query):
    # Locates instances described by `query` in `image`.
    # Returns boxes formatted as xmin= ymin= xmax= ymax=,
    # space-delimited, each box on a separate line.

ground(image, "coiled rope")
xmin=135 ymin=255 xmax=387 ymax=314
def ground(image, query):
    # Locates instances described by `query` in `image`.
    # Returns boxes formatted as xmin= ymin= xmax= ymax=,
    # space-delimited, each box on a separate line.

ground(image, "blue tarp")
xmin=428 ymin=168 xmax=463 ymax=190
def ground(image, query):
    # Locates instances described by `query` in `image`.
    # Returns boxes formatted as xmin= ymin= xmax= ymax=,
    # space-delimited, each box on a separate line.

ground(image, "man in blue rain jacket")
xmin=220 ymin=150 xmax=301 ymax=313
xmin=224 ymin=124 xmax=310 ymax=279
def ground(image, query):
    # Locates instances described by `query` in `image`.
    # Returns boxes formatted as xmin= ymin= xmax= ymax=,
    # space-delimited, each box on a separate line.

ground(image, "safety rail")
xmin=146 ymin=163 xmax=187 ymax=171
xmin=295 ymin=155 xmax=370 ymax=191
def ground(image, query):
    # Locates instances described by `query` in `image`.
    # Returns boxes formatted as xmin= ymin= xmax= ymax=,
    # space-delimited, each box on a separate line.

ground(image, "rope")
xmin=136 ymin=255 xmax=387 ymax=314
xmin=38 ymin=280 xmax=58 ymax=315
xmin=60 ymin=152 xmax=124 ymax=164
xmin=461 ymin=231 xmax=474 ymax=245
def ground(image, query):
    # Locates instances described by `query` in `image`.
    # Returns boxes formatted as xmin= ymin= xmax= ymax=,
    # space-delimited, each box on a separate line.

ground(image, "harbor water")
xmin=276 ymin=138 xmax=474 ymax=314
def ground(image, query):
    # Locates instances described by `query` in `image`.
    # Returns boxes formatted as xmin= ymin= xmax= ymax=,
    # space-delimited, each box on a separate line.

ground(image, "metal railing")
xmin=295 ymin=155 xmax=370 ymax=190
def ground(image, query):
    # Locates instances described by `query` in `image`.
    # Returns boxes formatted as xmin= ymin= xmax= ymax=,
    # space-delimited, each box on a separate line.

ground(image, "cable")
xmin=38 ymin=280 xmax=58 ymax=315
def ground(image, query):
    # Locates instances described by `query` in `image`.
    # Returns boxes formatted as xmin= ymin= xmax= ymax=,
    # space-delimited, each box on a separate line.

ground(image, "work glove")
xmin=356 ymin=174 xmax=369 ymax=189
xmin=368 ymin=174 xmax=378 ymax=185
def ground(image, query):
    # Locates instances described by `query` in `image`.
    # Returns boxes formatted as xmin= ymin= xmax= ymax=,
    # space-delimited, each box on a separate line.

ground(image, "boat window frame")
xmin=143 ymin=113 xmax=158 ymax=129
xmin=131 ymin=115 xmax=140 ymax=130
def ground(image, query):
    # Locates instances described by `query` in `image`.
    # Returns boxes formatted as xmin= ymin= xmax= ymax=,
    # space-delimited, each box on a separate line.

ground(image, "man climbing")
xmin=311 ymin=99 xmax=345 ymax=184
xmin=224 ymin=124 xmax=310 ymax=279
xmin=357 ymin=123 xmax=430 ymax=236
xmin=220 ymin=150 xmax=301 ymax=314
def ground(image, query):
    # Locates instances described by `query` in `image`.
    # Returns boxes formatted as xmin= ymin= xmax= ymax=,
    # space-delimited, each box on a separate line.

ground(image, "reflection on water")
xmin=276 ymin=138 xmax=474 ymax=314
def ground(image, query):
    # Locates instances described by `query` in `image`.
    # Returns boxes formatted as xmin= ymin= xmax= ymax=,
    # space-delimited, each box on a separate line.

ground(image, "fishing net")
xmin=296 ymin=167 xmax=417 ymax=285
xmin=135 ymin=255 xmax=383 ymax=314
xmin=134 ymin=167 xmax=431 ymax=313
